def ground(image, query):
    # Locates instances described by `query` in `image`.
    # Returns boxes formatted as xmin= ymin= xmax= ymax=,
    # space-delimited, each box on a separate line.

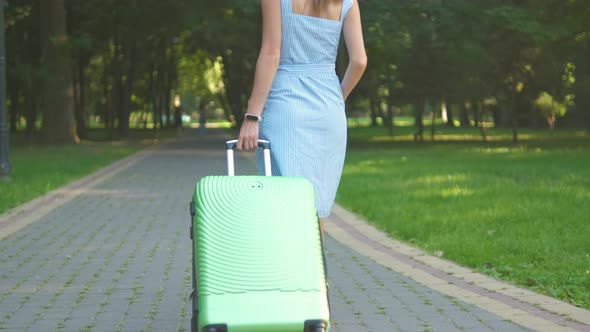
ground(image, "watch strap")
xmin=244 ymin=113 xmax=262 ymax=122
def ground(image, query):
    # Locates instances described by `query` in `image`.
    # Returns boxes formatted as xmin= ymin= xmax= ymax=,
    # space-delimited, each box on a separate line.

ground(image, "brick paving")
xmin=0 ymin=129 xmax=555 ymax=331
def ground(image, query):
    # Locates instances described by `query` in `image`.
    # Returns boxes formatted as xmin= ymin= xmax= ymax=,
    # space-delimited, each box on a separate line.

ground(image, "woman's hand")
xmin=237 ymin=120 xmax=259 ymax=150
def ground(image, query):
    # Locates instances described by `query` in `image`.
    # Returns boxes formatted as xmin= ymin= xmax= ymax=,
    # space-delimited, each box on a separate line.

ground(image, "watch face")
xmin=245 ymin=114 xmax=260 ymax=121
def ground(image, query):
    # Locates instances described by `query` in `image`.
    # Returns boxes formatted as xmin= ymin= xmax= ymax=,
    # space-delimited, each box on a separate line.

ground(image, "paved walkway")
xmin=0 ymin=129 xmax=588 ymax=332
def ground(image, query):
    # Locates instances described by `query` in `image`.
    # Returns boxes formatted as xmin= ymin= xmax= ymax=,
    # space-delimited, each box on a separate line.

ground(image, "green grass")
xmin=338 ymin=125 xmax=590 ymax=309
xmin=2 ymin=121 xmax=589 ymax=309
xmin=0 ymin=127 xmax=180 ymax=215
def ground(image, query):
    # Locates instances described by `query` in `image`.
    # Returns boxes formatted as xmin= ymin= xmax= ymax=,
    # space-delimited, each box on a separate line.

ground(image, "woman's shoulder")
xmin=342 ymin=0 xmax=354 ymax=19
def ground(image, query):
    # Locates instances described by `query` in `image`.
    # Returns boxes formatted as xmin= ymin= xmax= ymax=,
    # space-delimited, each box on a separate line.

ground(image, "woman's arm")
xmin=341 ymin=0 xmax=367 ymax=101
xmin=237 ymin=0 xmax=282 ymax=151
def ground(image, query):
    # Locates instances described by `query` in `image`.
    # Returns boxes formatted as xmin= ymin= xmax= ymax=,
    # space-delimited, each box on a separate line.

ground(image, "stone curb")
xmin=327 ymin=204 xmax=590 ymax=332
xmin=0 ymin=145 xmax=159 ymax=240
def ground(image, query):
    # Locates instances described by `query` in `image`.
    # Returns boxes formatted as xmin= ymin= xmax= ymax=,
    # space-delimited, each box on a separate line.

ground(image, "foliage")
xmin=3 ymin=0 xmax=590 ymax=140
xmin=535 ymin=92 xmax=571 ymax=117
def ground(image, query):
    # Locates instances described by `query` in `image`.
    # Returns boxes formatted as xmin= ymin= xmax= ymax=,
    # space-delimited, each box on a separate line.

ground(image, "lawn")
xmin=0 ymin=128 xmax=179 ymax=215
xmin=337 ymin=125 xmax=590 ymax=308
xmin=2 ymin=122 xmax=589 ymax=308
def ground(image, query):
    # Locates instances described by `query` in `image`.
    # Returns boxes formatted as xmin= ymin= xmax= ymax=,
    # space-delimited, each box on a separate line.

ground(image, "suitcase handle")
xmin=225 ymin=139 xmax=272 ymax=176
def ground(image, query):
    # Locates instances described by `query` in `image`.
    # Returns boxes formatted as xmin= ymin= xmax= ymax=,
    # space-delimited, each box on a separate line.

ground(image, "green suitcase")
xmin=189 ymin=140 xmax=330 ymax=332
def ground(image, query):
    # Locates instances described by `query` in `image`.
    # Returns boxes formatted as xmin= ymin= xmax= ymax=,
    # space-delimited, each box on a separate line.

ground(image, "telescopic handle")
xmin=225 ymin=139 xmax=271 ymax=176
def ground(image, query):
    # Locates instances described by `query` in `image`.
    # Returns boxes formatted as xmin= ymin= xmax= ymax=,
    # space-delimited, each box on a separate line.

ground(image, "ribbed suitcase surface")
xmin=192 ymin=175 xmax=329 ymax=332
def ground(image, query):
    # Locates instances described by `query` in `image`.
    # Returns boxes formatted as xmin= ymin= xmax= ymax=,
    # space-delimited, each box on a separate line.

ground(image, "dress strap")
xmin=340 ymin=0 xmax=353 ymax=22
xmin=282 ymin=0 xmax=292 ymax=15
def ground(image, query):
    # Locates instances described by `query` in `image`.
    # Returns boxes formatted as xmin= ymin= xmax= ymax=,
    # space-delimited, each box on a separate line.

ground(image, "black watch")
xmin=244 ymin=113 xmax=262 ymax=122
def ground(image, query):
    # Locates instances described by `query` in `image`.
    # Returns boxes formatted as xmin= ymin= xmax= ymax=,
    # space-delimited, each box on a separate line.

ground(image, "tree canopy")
xmin=4 ymin=0 xmax=589 ymax=143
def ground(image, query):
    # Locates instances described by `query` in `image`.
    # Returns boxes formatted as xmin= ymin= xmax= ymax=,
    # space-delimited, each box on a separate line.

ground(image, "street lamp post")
xmin=0 ymin=0 xmax=12 ymax=181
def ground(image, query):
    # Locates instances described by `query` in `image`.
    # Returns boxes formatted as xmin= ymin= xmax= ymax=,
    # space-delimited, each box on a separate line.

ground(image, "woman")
xmin=237 ymin=0 xmax=367 ymax=237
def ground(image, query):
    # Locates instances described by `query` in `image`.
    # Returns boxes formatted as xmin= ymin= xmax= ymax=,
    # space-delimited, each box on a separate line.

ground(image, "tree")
xmin=39 ymin=0 xmax=77 ymax=144
xmin=5 ymin=0 xmax=590 ymax=143
xmin=6 ymin=0 xmax=41 ymax=140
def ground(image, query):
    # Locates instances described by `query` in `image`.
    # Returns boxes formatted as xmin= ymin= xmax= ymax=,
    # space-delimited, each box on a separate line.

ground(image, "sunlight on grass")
xmin=190 ymin=122 xmax=232 ymax=129
xmin=440 ymin=186 xmax=475 ymax=198
xmin=410 ymin=186 xmax=475 ymax=199
xmin=368 ymin=133 xmax=543 ymax=142
xmin=371 ymin=135 xmax=418 ymax=142
xmin=408 ymin=174 xmax=470 ymax=185
xmin=344 ymin=159 xmax=392 ymax=174
xmin=347 ymin=116 xmax=419 ymax=128
xmin=473 ymin=146 xmax=546 ymax=154
xmin=338 ymin=127 xmax=590 ymax=308
xmin=475 ymin=147 xmax=524 ymax=154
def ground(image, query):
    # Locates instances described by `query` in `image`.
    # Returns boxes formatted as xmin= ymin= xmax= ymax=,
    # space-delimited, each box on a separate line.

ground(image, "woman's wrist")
xmin=244 ymin=113 xmax=262 ymax=122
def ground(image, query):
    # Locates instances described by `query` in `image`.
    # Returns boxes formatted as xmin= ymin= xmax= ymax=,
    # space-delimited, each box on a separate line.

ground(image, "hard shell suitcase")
xmin=189 ymin=140 xmax=330 ymax=332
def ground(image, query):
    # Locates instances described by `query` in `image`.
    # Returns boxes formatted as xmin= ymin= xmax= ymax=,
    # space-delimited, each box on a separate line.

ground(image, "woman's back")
xmin=239 ymin=0 xmax=367 ymax=223
xmin=279 ymin=0 xmax=353 ymax=66
xmin=291 ymin=0 xmax=343 ymax=21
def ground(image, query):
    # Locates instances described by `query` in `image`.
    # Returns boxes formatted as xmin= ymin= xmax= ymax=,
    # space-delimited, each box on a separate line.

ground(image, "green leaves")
xmin=5 ymin=0 xmax=590 ymax=136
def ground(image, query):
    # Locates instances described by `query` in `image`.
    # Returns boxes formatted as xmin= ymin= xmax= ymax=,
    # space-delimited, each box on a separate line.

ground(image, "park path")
xmin=0 ymin=129 xmax=588 ymax=332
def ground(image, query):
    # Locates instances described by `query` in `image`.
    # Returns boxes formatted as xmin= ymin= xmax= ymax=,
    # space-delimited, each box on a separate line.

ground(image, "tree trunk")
xmin=119 ymin=36 xmax=137 ymax=138
xmin=158 ymin=90 xmax=165 ymax=129
xmin=491 ymin=104 xmax=500 ymax=128
xmin=101 ymin=64 xmax=112 ymax=132
xmin=547 ymin=113 xmax=556 ymax=130
xmin=530 ymin=105 xmax=541 ymax=129
xmin=429 ymin=100 xmax=436 ymax=141
xmin=148 ymin=63 xmax=156 ymax=131
xmin=477 ymin=100 xmax=487 ymax=142
xmin=73 ymin=68 xmax=80 ymax=131
xmin=119 ymin=0 xmax=137 ymax=138
xmin=414 ymin=103 xmax=424 ymax=142
xmin=164 ymin=70 xmax=172 ymax=128
xmin=380 ymin=98 xmax=393 ymax=135
xmin=8 ymin=84 xmax=19 ymax=132
xmin=369 ymin=95 xmax=379 ymax=127
xmin=579 ymin=37 xmax=590 ymax=133
xmin=25 ymin=76 xmax=39 ymax=141
xmin=472 ymin=101 xmax=480 ymax=127
xmin=445 ymin=101 xmax=455 ymax=127
xmin=386 ymin=80 xmax=396 ymax=136
xmin=112 ymin=35 xmax=124 ymax=136
xmin=39 ymin=0 xmax=78 ymax=144
xmin=166 ymin=50 xmax=178 ymax=128
xmin=150 ymin=63 xmax=164 ymax=134
xmin=500 ymin=103 xmax=511 ymax=128
xmin=73 ymin=58 xmax=88 ymax=139
xmin=369 ymin=74 xmax=379 ymax=127
xmin=223 ymin=55 xmax=244 ymax=128
xmin=511 ymin=92 xmax=518 ymax=143
xmin=459 ymin=102 xmax=470 ymax=127
xmin=218 ymin=95 xmax=232 ymax=122
xmin=512 ymin=120 xmax=518 ymax=142
xmin=388 ymin=106 xmax=395 ymax=136
xmin=79 ymin=62 xmax=87 ymax=136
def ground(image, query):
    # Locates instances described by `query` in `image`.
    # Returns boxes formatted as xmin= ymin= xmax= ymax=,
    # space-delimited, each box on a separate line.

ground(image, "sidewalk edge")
xmin=0 ymin=147 xmax=156 ymax=240
xmin=327 ymin=203 xmax=590 ymax=332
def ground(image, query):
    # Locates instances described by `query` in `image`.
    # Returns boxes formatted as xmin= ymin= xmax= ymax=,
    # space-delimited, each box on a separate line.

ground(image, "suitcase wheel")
xmin=203 ymin=324 xmax=228 ymax=332
xmin=191 ymin=315 xmax=197 ymax=332
xmin=305 ymin=320 xmax=327 ymax=332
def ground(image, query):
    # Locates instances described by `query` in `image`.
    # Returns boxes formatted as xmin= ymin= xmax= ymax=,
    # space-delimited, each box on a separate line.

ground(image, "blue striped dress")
xmin=257 ymin=0 xmax=353 ymax=218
